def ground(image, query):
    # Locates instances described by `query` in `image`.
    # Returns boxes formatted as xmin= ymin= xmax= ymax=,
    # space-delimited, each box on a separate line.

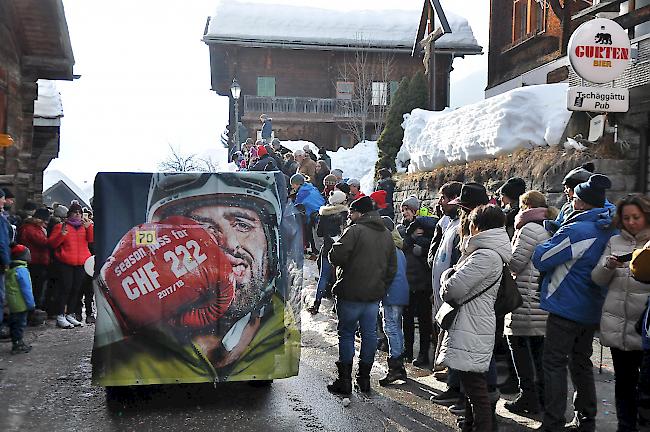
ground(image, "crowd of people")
xmin=288 ymin=157 xmax=650 ymax=432
xmin=0 ymin=190 xmax=95 ymax=355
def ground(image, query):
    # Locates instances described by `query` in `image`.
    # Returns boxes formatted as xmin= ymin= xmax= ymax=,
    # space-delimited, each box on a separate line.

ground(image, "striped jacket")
xmin=532 ymin=207 xmax=616 ymax=325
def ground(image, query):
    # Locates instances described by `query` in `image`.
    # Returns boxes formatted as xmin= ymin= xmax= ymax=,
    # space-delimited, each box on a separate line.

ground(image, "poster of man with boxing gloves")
xmin=90 ymin=172 xmax=303 ymax=386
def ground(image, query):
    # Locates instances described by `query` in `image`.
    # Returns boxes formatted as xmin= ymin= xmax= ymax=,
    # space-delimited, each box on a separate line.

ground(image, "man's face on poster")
xmin=185 ymin=203 xmax=270 ymax=320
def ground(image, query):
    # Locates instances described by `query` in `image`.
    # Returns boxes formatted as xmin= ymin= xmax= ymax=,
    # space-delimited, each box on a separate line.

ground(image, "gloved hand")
xmin=412 ymin=244 xmax=423 ymax=257
xmin=307 ymin=299 xmax=321 ymax=315
xmin=99 ymin=216 xmax=235 ymax=331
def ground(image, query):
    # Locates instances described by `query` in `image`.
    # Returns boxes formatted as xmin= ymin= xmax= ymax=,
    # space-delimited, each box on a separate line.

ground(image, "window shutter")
xmin=257 ymin=77 xmax=276 ymax=97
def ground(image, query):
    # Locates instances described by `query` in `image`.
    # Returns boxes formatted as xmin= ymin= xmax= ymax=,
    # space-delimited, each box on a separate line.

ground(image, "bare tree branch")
xmin=158 ymin=143 xmax=201 ymax=172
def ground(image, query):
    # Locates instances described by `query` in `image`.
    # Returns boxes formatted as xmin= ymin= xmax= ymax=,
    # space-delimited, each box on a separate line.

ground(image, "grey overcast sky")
xmin=49 ymin=0 xmax=489 ymax=188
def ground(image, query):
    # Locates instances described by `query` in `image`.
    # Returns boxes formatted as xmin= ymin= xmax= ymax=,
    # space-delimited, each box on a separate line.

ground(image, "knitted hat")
xmin=290 ymin=173 xmax=305 ymax=185
xmin=323 ymin=174 xmax=338 ymax=187
xmin=335 ymin=182 xmax=350 ymax=195
xmin=331 ymin=169 xmax=344 ymax=179
xmin=33 ymin=208 xmax=51 ymax=222
xmin=256 ymin=145 xmax=268 ymax=157
xmin=448 ymin=183 xmax=489 ymax=210
xmin=401 ymin=195 xmax=420 ymax=211
xmin=563 ymin=162 xmax=595 ymax=188
xmin=2 ymin=188 xmax=14 ymax=199
xmin=574 ymin=174 xmax=612 ymax=208
xmin=328 ymin=190 xmax=348 ymax=206
xmin=53 ymin=205 xmax=69 ymax=218
xmin=497 ymin=177 xmax=527 ymax=201
xmin=350 ymin=196 xmax=374 ymax=214
xmin=381 ymin=215 xmax=395 ymax=232
xmin=370 ymin=190 xmax=388 ymax=209
xmin=346 ymin=178 xmax=361 ymax=188
xmin=631 ymin=245 xmax=650 ymax=283
xmin=11 ymin=244 xmax=31 ymax=262
xmin=68 ymin=203 xmax=83 ymax=216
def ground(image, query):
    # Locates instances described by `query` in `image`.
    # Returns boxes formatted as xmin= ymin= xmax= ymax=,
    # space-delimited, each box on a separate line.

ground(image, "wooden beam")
xmin=614 ymin=5 xmax=650 ymax=29
xmin=572 ymin=0 xmax=626 ymax=21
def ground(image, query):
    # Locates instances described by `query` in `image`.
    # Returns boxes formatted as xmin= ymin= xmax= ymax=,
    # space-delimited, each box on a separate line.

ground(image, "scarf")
xmin=514 ymin=207 xmax=547 ymax=230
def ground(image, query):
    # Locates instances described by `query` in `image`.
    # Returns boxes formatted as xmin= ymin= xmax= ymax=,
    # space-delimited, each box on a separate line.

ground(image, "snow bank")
xmin=34 ymin=80 xmax=63 ymax=119
xmin=399 ymin=84 xmax=572 ymax=173
xmin=280 ymin=140 xmax=378 ymax=195
xmin=207 ymin=0 xmax=480 ymax=51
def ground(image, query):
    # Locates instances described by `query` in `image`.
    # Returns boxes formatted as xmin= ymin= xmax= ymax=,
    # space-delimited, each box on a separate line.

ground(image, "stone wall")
xmin=393 ymin=143 xmax=640 ymax=216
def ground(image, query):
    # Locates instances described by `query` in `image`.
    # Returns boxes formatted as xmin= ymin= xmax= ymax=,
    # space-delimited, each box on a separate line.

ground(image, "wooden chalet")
xmin=203 ymin=1 xmax=481 ymax=150
xmin=0 ymin=0 xmax=75 ymax=206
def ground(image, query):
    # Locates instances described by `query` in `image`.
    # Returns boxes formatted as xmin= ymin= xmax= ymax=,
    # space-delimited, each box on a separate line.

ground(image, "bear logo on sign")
xmin=595 ymin=32 xmax=613 ymax=45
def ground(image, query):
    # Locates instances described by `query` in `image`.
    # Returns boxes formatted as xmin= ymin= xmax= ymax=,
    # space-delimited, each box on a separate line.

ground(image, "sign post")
xmin=567 ymin=18 xmax=631 ymax=114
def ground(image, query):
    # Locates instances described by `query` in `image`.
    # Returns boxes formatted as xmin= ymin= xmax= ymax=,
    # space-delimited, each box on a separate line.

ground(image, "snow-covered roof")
xmin=204 ymin=0 xmax=480 ymax=52
xmin=398 ymin=84 xmax=572 ymax=173
xmin=34 ymin=80 xmax=63 ymax=119
xmin=43 ymin=168 xmax=92 ymax=207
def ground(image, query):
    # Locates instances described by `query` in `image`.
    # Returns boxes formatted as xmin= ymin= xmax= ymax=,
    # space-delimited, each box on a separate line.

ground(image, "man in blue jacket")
xmin=290 ymin=174 xmax=325 ymax=255
xmin=0 ymin=189 xmax=10 ymax=335
xmin=533 ymin=174 xmax=616 ymax=432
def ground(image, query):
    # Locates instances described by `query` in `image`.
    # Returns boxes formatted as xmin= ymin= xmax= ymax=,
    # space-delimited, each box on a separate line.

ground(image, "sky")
xmin=47 ymin=0 xmax=489 ymax=191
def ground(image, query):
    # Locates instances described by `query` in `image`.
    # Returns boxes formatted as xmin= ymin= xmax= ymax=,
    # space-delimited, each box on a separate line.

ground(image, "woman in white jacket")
xmin=592 ymin=194 xmax=650 ymax=432
xmin=504 ymin=191 xmax=556 ymax=415
xmin=440 ymin=204 xmax=512 ymax=431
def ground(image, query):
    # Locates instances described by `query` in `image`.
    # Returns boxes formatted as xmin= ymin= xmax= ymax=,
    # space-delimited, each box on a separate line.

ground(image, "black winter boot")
xmin=356 ymin=361 xmax=373 ymax=393
xmin=379 ymin=357 xmax=407 ymax=386
xmin=327 ymin=361 xmax=352 ymax=395
xmin=11 ymin=340 xmax=32 ymax=354
xmin=413 ymin=351 xmax=430 ymax=368
xmin=504 ymin=391 xmax=540 ymax=415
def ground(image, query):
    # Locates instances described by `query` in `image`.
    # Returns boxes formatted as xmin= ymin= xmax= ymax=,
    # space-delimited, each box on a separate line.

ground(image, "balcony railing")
xmin=243 ymin=95 xmax=384 ymax=118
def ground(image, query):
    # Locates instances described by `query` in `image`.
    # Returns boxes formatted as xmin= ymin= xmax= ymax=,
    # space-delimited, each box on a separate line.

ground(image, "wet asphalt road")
xmin=0 ymin=319 xmax=456 ymax=432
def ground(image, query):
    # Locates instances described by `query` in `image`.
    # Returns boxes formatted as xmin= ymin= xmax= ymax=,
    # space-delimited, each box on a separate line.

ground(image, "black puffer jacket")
xmin=402 ymin=216 xmax=437 ymax=293
xmin=329 ymin=211 xmax=397 ymax=302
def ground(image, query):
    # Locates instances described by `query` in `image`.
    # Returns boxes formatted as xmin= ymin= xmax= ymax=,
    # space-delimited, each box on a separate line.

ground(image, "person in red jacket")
xmin=47 ymin=203 xmax=94 ymax=329
xmin=17 ymin=208 xmax=51 ymax=311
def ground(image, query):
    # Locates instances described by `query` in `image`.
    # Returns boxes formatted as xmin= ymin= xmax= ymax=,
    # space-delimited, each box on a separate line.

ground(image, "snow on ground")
xmin=280 ymin=140 xmax=379 ymax=195
xmin=206 ymin=0 xmax=480 ymax=51
xmin=34 ymin=80 xmax=63 ymax=119
xmin=399 ymin=83 xmax=572 ymax=173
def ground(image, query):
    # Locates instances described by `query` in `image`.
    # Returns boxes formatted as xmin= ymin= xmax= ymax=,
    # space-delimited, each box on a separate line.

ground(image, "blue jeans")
xmin=315 ymin=255 xmax=332 ymax=302
xmin=382 ymin=305 xmax=404 ymax=359
xmin=9 ymin=311 xmax=27 ymax=343
xmin=337 ymin=299 xmax=380 ymax=364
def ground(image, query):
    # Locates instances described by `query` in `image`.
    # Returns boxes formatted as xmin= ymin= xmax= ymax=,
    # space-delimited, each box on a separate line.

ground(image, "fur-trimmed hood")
xmin=319 ymin=203 xmax=349 ymax=216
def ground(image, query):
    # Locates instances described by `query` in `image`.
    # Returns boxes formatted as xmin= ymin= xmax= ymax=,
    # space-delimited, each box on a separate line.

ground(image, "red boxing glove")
xmin=100 ymin=216 xmax=234 ymax=331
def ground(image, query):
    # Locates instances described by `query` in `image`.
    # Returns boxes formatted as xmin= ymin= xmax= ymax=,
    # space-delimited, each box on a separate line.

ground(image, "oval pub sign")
xmin=568 ymin=18 xmax=631 ymax=84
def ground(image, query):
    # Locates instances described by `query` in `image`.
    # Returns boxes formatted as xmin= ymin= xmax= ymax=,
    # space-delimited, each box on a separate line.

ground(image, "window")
xmin=371 ymin=82 xmax=388 ymax=106
xmin=336 ymin=81 xmax=354 ymax=100
xmin=512 ymin=0 xmax=547 ymax=44
xmin=257 ymin=77 xmax=276 ymax=97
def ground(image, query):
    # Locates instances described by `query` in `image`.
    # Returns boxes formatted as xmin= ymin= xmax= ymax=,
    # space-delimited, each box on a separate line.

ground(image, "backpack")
xmin=494 ymin=263 xmax=523 ymax=317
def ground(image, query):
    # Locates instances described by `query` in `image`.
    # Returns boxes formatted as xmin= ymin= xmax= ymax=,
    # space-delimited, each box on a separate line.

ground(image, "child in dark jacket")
xmin=6 ymin=244 xmax=35 ymax=354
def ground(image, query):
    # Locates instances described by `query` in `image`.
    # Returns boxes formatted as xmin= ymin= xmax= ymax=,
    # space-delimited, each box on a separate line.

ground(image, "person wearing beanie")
xmin=370 ymin=190 xmax=392 ymax=217
xmin=308 ymin=190 xmax=349 ymax=314
xmin=533 ymin=173 xmax=616 ymax=431
xmin=5 ymin=244 xmax=35 ymax=354
xmin=378 ymin=214 xmax=410 ymax=387
xmin=335 ymin=181 xmax=351 ymax=197
xmin=326 ymin=193 xmax=396 ymax=396
xmin=546 ymin=162 xmax=596 ymax=233
xmin=497 ymin=177 xmax=527 ymax=238
xmin=47 ymin=201 xmax=94 ymax=329
xmin=250 ymin=144 xmax=279 ymax=172
xmin=291 ymin=172 xmax=325 ymax=256
xmin=331 ymin=169 xmax=344 ymax=183
xmin=17 ymin=207 xmax=51 ymax=313
xmin=322 ymin=173 xmax=338 ymax=199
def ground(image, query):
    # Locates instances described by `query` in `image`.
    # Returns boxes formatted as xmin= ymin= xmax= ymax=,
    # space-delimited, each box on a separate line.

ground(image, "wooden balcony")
xmin=242 ymin=95 xmax=384 ymax=123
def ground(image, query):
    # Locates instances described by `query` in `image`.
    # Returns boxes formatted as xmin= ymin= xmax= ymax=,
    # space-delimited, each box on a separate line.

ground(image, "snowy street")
xmin=0 ymin=259 xmax=619 ymax=432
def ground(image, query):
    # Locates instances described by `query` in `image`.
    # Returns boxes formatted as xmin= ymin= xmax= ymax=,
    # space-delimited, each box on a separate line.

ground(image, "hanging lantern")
xmin=0 ymin=134 xmax=14 ymax=148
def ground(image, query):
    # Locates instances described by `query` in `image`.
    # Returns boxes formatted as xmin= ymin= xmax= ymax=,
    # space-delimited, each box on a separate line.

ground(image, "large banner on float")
xmin=90 ymin=172 xmax=303 ymax=386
